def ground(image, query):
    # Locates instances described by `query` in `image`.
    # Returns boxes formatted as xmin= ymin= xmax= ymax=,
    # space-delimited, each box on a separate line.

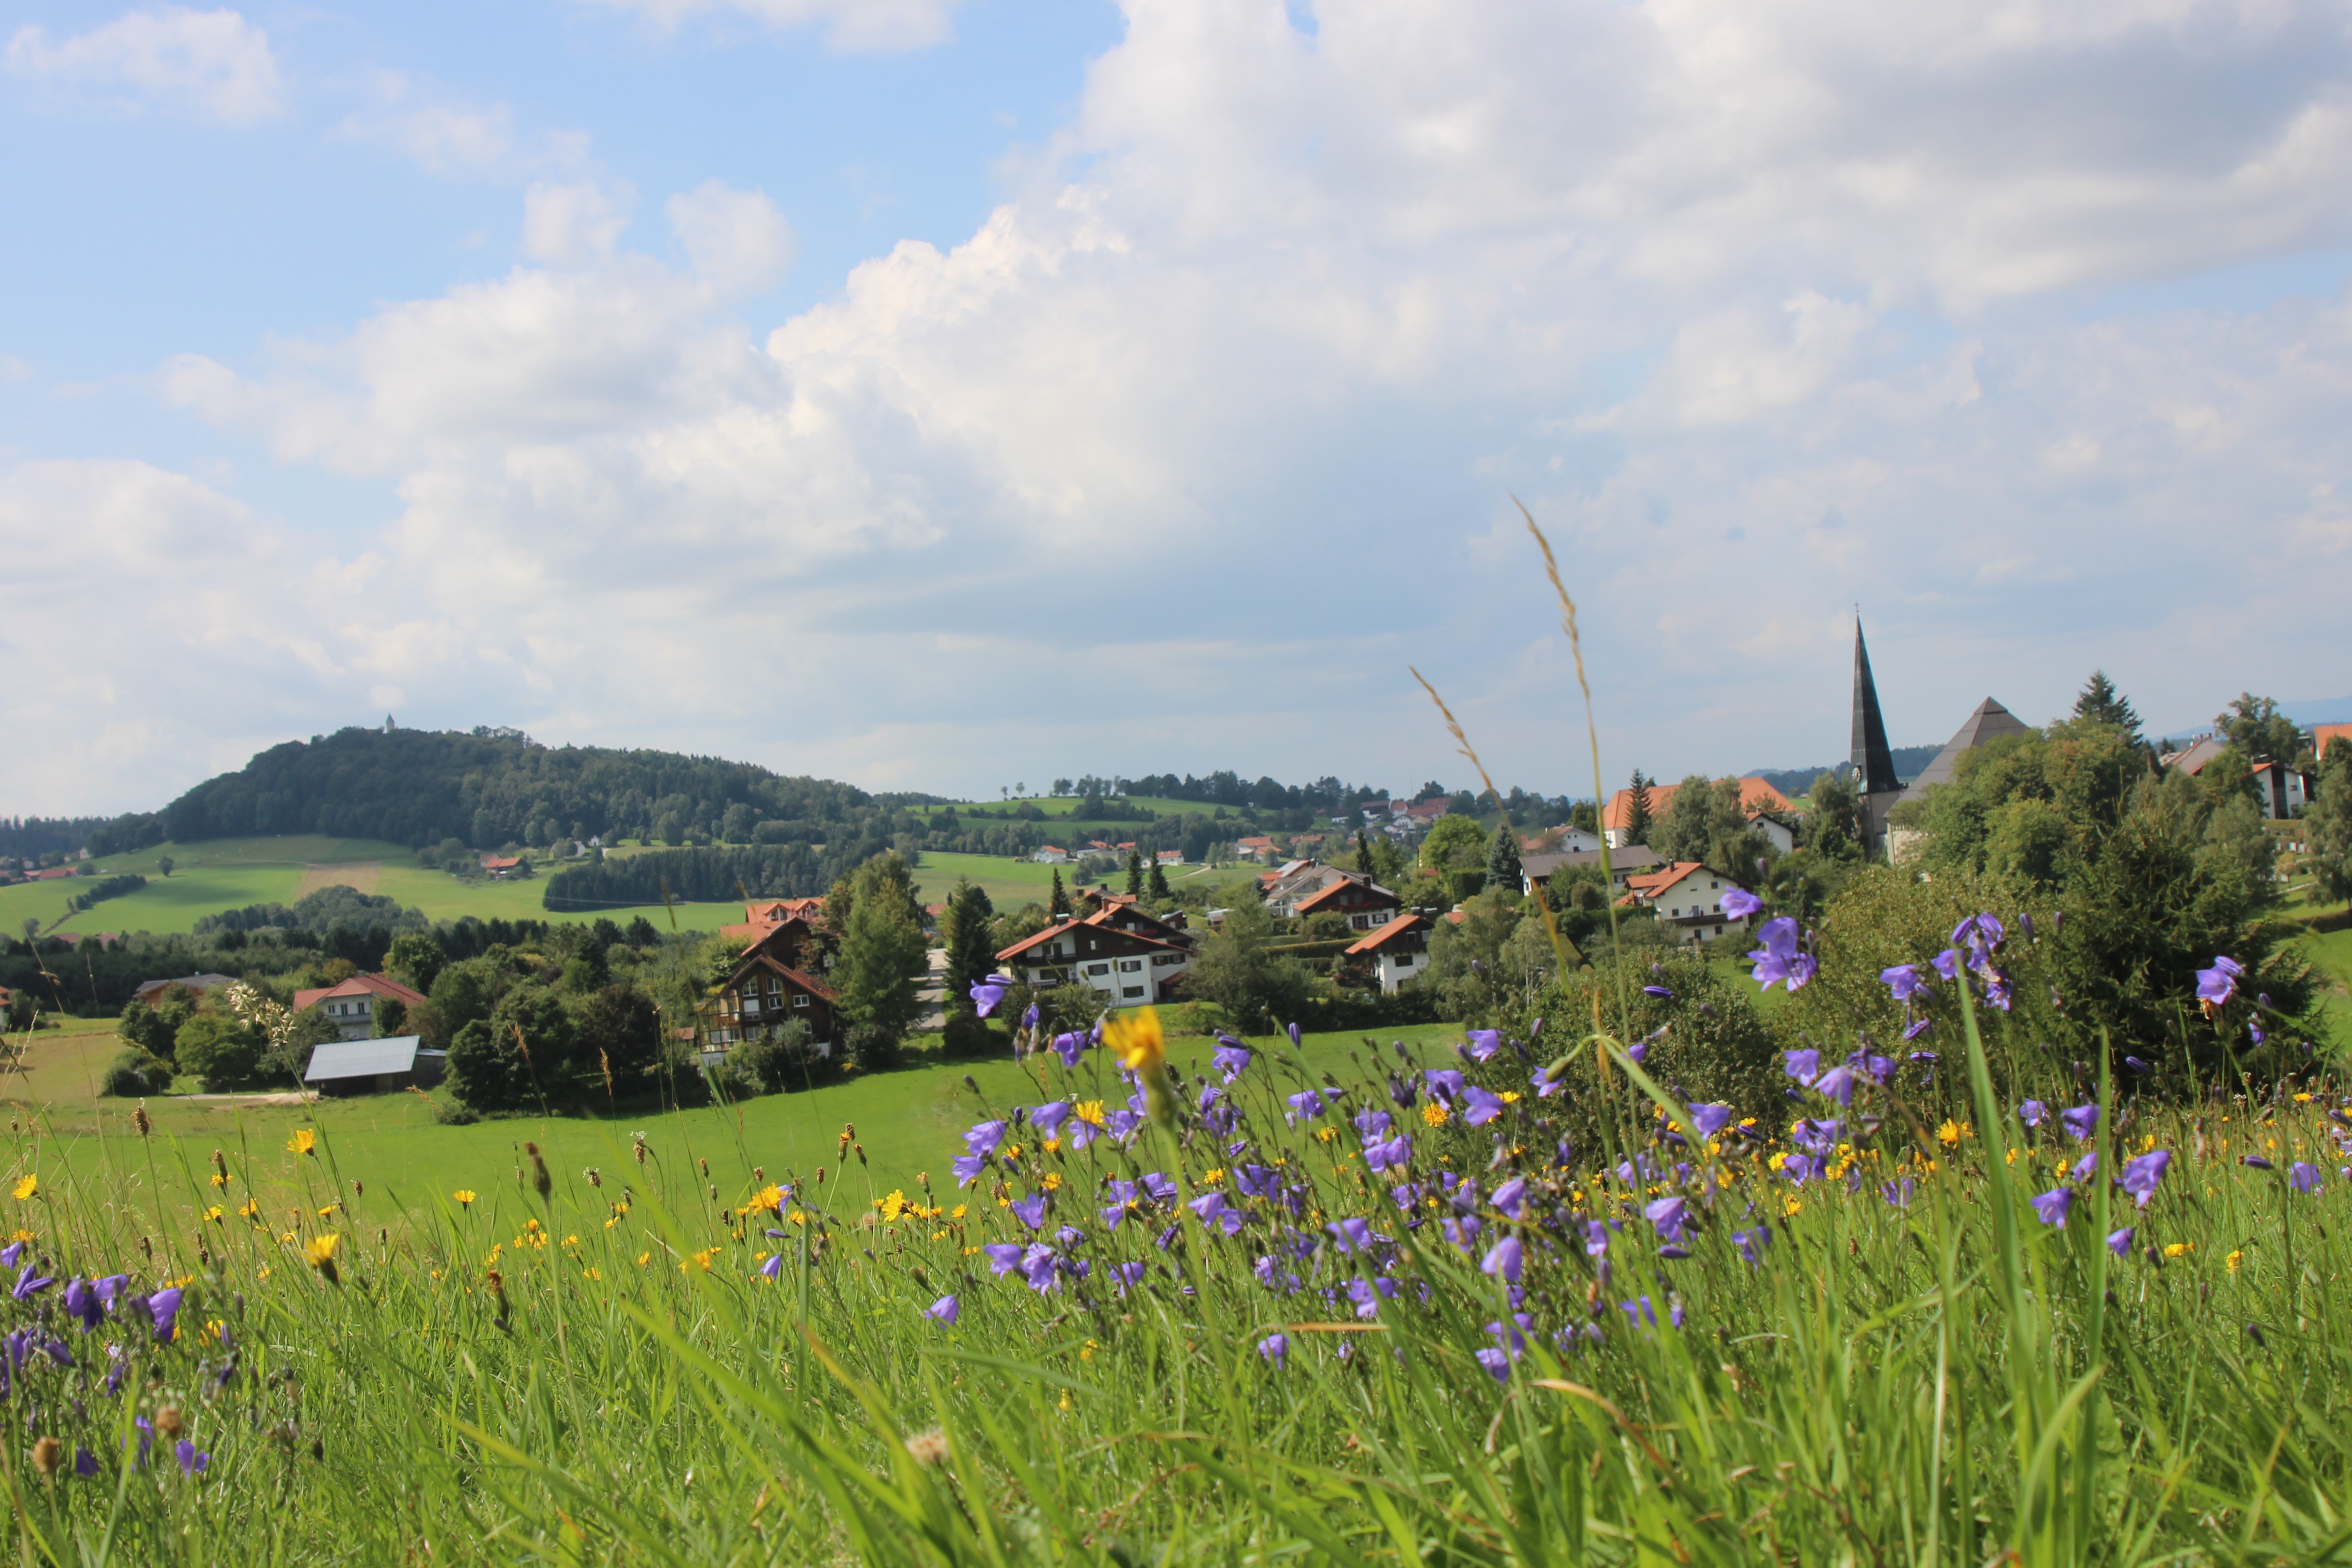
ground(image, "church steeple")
xmin=1851 ymin=618 xmax=1898 ymax=798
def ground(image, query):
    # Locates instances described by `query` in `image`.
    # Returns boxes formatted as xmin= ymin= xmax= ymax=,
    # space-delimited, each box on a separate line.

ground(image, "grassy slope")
xmin=3 ymin=1019 xmax=1469 ymax=1233
xmin=5 ymin=837 xmax=745 ymax=939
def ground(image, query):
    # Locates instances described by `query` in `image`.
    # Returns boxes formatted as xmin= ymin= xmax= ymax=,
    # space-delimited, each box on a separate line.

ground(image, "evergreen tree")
xmin=939 ymin=877 xmax=999 ymax=1014
xmin=1622 ymin=771 xmax=1655 ymax=847
xmin=2308 ymin=742 xmax=2352 ymax=904
xmin=2073 ymin=670 xmax=2143 ymax=741
xmin=1354 ymin=829 xmax=1378 ymax=876
xmin=833 ymin=853 xmax=929 ymax=1046
xmin=1048 ymin=868 xmax=1070 ymax=918
xmin=1484 ymin=821 xmax=1525 ymax=895
xmin=1146 ymin=860 xmax=1171 ymax=901
xmin=1125 ymin=850 xmax=1144 ymax=896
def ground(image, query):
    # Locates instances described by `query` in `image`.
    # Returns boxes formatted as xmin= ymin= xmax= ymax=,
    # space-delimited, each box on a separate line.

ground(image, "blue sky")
xmin=5 ymin=0 xmax=2352 ymax=814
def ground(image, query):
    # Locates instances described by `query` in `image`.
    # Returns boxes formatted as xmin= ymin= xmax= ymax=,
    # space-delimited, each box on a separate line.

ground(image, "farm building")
xmin=303 ymin=1036 xmax=447 ymax=1096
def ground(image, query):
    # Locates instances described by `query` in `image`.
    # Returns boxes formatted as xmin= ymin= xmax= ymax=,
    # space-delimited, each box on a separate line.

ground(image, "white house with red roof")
xmin=1233 ymin=835 xmax=1277 ymax=862
xmin=996 ymin=906 xmax=1193 ymax=1005
xmin=292 ymin=972 xmax=429 ymax=1040
xmin=1613 ymin=863 xmax=1757 ymax=945
xmin=1258 ymin=859 xmax=1404 ymax=931
xmin=1344 ymin=912 xmax=1431 ymax=994
xmin=1032 ymin=845 xmax=1069 ymax=864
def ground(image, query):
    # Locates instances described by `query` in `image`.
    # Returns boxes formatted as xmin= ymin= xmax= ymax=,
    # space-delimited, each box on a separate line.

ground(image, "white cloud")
xmin=580 ymin=0 xmax=960 ymax=53
xmin=522 ymin=181 xmax=634 ymax=266
xmin=334 ymin=71 xmax=593 ymax=180
xmin=19 ymin=0 xmax=2352 ymax=809
xmin=4 ymin=5 xmax=283 ymax=124
xmin=667 ymin=182 xmax=796 ymax=297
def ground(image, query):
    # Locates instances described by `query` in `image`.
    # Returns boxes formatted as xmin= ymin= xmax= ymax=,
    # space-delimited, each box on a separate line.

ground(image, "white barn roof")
xmin=304 ymin=1036 xmax=438 ymax=1081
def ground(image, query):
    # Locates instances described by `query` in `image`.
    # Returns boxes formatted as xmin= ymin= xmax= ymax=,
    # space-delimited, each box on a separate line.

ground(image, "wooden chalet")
xmin=996 ymin=907 xmax=1193 ymax=1005
xmin=702 ymin=949 xmax=840 ymax=1053
xmin=1344 ymin=912 xmax=1430 ymax=994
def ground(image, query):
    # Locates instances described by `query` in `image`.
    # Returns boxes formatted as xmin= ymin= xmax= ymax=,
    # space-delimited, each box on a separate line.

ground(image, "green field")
xmin=4 ymin=836 xmax=748 ymax=939
xmin=1 ymin=1017 xmax=1469 ymax=1238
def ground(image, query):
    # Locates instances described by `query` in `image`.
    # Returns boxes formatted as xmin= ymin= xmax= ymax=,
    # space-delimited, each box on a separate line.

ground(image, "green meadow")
xmin=907 ymin=794 xmax=1209 ymax=821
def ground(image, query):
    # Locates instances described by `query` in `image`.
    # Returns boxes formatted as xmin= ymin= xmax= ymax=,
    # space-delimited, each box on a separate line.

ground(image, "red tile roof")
xmin=1344 ymin=913 xmax=1427 ymax=954
xmin=1601 ymin=778 xmax=1791 ymax=831
xmin=293 ymin=972 xmax=428 ymax=1014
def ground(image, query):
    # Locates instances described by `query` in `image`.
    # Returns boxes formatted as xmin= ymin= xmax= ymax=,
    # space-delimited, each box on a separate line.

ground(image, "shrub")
xmin=846 ymin=1022 xmax=902 ymax=1073
xmin=99 ymin=1049 xmax=166 ymax=1097
xmin=732 ymin=1021 xmax=826 ymax=1092
xmin=938 ymin=1011 xmax=1005 ymax=1059
xmin=173 ymin=1013 xmax=262 ymax=1091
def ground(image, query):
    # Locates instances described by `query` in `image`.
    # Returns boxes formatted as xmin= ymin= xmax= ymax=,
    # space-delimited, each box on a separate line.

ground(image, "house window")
xmin=1118 ymin=959 xmax=1142 ymax=973
xmin=1086 ymin=963 xmax=1109 ymax=976
xmin=1121 ymin=985 xmax=1145 ymax=999
xmin=793 ymin=993 xmax=809 ymax=1008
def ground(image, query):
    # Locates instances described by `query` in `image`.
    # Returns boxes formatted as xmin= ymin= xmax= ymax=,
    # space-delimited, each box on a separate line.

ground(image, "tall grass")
xmin=1 ymin=979 xmax=2349 ymax=1563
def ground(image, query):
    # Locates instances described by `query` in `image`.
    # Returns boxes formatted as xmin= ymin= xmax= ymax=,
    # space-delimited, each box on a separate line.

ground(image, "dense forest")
xmin=0 ymin=816 xmax=113 ymax=860
xmin=84 ymin=726 xmax=937 ymax=855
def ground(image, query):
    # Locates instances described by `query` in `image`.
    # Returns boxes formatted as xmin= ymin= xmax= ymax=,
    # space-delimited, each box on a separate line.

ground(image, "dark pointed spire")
xmin=1852 ymin=618 xmax=1898 ymax=797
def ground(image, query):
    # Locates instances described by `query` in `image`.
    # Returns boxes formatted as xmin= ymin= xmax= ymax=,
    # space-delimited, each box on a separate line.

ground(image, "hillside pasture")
xmin=5 ymin=837 xmax=745 ymax=938
xmin=906 ymin=793 xmax=1209 ymax=821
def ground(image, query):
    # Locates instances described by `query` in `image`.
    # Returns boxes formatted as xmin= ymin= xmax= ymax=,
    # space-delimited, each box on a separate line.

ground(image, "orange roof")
xmin=293 ymin=972 xmax=427 ymax=1014
xmin=723 ymin=953 xmax=839 ymax=1004
xmin=1236 ymin=836 xmax=1275 ymax=849
xmin=745 ymin=897 xmax=824 ymax=924
xmin=479 ymin=855 xmax=522 ymax=870
xmin=1295 ymin=877 xmax=1399 ymax=915
xmin=1623 ymin=862 xmax=1706 ymax=900
xmin=2315 ymin=723 xmax=2352 ymax=758
xmin=1601 ymin=777 xmax=1790 ymax=831
xmin=1344 ymin=913 xmax=1426 ymax=954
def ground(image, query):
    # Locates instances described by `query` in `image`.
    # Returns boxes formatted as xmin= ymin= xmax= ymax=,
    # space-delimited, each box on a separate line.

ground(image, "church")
xmin=1850 ymin=619 xmax=2028 ymax=861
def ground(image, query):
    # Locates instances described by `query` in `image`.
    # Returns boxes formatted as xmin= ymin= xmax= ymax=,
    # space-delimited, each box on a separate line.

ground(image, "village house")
xmin=2158 ymin=736 xmax=2319 ymax=822
xmin=132 ymin=973 xmax=237 ymax=1005
xmin=1344 ymin=912 xmax=1431 ymax=994
xmin=1233 ymin=835 xmax=1277 ymax=862
xmin=702 ymin=950 xmax=841 ymax=1053
xmin=1257 ymin=859 xmax=1404 ymax=931
xmin=293 ymin=973 xmax=429 ymax=1041
xmin=1599 ymin=779 xmax=1793 ymax=849
xmin=478 ymin=854 xmax=524 ymax=878
xmin=1520 ymin=845 xmax=1664 ymax=900
xmin=1614 ymin=863 xmax=1759 ymax=945
xmin=996 ymin=904 xmax=1194 ymax=1005
xmin=1522 ymin=826 xmax=1603 ymax=855
xmin=1154 ymin=849 xmax=1185 ymax=868
xmin=719 ymin=901 xmax=825 ymax=970
xmin=1031 ymin=845 xmax=1069 ymax=864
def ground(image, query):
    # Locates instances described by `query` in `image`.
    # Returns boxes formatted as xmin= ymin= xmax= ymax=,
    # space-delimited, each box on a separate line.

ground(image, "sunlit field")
xmin=3 ymin=913 xmax=2349 ymax=1564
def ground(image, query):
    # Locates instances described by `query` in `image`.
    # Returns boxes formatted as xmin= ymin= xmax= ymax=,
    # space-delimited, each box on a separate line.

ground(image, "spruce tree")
xmin=1622 ymin=771 xmax=1655 ymax=847
xmin=940 ymin=878 xmax=998 ymax=1013
xmin=1147 ymin=860 xmax=1171 ymax=901
xmin=1125 ymin=850 xmax=1144 ymax=896
xmin=1485 ymin=821 xmax=1525 ymax=894
xmin=1049 ymin=868 xmax=1071 ymax=918
xmin=2073 ymin=670 xmax=2144 ymax=742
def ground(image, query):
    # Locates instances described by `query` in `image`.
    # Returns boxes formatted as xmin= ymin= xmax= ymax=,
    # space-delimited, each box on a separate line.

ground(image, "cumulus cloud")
xmin=4 ymin=5 xmax=283 ymax=124
xmin=23 ymin=0 xmax=2352 ymax=808
xmin=580 ymin=0 xmax=961 ymax=53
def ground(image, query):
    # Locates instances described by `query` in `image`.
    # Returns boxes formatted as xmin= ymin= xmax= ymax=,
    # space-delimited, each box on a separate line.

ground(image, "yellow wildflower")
xmin=237 ymin=1199 xmax=261 ymax=1220
xmin=2164 ymin=1242 xmax=2192 ymax=1258
xmin=636 ymin=1251 xmax=652 ymax=1267
xmin=1499 ymin=1090 xmax=1521 ymax=1104
xmin=1422 ymin=1102 xmax=1450 ymax=1128
xmin=1104 ymin=1007 xmax=1165 ymax=1072
xmin=316 ymin=1203 xmax=339 ymax=1218
xmin=950 ymin=1204 xmax=967 ymax=1220
xmin=1937 ymin=1120 xmax=1962 ymax=1148
xmin=453 ymin=1189 xmax=476 ymax=1207
xmin=201 ymin=1205 xmax=224 ymax=1224
xmin=1316 ymin=1127 xmax=1337 ymax=1143
xmin=1041 ymin=1172 xmax=1063 ymax=1191
xmin=1074 ymin=1100 xmax=1106 ymax=1126
xmin=287 ymin=1129 xmax=317 ymax=1157
xmin=878 ymin=1190 xmax=908 ymax=1222
xmin=1199 ymin=1169 xmax=1225 ymax=1187
xmin=9 ymin=1174 xmax=34 ymax=1202
xmin=2226 ymin=1249 xmax=2243 ymax=1273
xmin=209 ymin=1173 xmax=227 ymax=1189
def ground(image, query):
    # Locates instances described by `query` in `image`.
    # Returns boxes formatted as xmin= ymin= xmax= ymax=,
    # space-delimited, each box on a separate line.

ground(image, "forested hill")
xmin=86 ymin=726 xmax=926 ymax=856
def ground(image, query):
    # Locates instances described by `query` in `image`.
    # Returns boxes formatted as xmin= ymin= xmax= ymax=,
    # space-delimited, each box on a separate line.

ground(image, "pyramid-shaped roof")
xmin=1903 ymin=698 xmax=2031 ymax=798
xmin=1851 ymin=620 xmax=1900 ymax=796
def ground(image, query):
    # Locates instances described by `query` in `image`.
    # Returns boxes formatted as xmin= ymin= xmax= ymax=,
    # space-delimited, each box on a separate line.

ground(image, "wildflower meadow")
xmin=2 ymin=898 xmax=2349 ymax=1565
